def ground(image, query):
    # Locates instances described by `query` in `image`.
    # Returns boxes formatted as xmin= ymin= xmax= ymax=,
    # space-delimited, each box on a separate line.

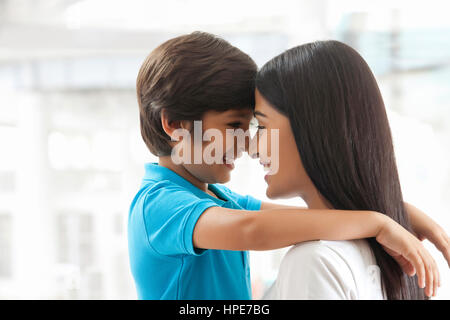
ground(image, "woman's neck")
xmin=302 ymin=187 xmax=333 ymax=210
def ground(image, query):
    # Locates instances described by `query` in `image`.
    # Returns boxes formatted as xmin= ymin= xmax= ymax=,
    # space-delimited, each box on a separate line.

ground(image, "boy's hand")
xmin=376 ymin=216 xmax=440 ymax=297
xmin=405 ymin=202 xmax=450 ymax=268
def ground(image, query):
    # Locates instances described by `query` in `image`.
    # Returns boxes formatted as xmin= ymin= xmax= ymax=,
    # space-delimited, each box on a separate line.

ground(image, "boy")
xmin=128 ymin=31 xmax=447 ymax=299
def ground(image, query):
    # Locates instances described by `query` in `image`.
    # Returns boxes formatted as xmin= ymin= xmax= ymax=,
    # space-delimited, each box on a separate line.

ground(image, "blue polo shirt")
xmin=128 ymin=163 xmax=262 ymax=300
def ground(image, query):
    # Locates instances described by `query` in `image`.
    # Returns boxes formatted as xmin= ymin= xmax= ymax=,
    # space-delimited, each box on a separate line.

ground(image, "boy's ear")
xmin=160 ymin=109 xmax=192 ymax=139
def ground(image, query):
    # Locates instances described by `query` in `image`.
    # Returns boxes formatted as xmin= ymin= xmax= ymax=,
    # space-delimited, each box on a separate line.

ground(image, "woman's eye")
xmin=257 ymin=125 xmax=266 ymax=130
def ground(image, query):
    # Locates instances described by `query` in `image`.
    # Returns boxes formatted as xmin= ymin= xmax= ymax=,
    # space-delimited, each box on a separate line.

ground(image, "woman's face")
xmin=253 ymin=89 xmax=316 ymax=199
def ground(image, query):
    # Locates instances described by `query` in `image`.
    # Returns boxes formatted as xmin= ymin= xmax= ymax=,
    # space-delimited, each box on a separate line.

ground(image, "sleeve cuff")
xmin=246 ymin=196 xmax=262 ymax=211
xmin=182 ymin=200 xmax=218 ymax=256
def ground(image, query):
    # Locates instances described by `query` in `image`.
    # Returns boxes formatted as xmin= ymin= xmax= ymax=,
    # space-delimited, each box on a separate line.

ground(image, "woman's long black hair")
xmin=256 ymin=40 xmax=426 ymax=300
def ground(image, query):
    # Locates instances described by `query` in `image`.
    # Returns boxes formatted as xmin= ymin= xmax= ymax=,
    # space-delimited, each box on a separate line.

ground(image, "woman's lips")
xmin=260 ymin=159 xmax=272 ymax=181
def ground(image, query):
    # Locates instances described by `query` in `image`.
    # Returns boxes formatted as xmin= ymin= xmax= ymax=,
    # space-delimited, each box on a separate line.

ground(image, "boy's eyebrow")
xmin=254 ymin=111 xmax=267 ymax=118
xmin=227 ymin=110 xmax=254 ymax=120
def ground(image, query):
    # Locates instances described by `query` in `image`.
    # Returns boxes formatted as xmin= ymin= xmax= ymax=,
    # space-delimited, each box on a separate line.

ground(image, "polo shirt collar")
xmin=143 ymin=162 xmax=228 ymax=203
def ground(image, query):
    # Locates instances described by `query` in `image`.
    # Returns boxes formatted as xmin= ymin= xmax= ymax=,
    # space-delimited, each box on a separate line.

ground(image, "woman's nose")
xmin=246 ymin=135 xmax=259 ymax=159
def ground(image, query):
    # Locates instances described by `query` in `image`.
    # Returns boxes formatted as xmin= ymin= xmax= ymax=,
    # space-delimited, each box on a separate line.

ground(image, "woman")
xmin=254 ymin=40 xmax=433 ymax=299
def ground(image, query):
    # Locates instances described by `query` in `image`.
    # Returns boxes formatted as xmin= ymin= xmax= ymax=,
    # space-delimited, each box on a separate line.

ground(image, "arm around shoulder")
xmin=192 ymin=206 xmax=387 ymax=252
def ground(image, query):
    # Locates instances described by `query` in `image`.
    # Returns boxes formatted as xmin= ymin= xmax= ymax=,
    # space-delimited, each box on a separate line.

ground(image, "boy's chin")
xmin=215 ymin=172 xmax=231 ymax=184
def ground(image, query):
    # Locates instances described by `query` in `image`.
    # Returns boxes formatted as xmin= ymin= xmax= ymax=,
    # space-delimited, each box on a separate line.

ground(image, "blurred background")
xmin=0 ymin=0 xmax=449 ymax=299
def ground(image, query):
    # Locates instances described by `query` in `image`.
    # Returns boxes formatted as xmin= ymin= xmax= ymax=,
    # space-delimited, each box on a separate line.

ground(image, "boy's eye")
xmin=227 ymin=122 xmax=242 ymax=128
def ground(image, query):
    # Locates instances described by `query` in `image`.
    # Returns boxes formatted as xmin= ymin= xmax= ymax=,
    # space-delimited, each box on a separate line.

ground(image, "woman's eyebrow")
xmin=254 ymin=110 xmax=267 ymax=118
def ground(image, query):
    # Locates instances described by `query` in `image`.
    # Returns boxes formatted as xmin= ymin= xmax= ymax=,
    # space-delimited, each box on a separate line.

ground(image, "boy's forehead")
xmin=205 ymin=108 xmax=254 ymax=120
xmin=225 ymin=108 xmax=254 ymax=119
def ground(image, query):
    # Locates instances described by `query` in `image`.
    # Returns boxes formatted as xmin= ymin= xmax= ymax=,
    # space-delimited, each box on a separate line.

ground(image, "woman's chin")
xmin=265 ymin=185 xmax=281 ymax=199
xmin=266 ymin=182 xmax=299 ymax=200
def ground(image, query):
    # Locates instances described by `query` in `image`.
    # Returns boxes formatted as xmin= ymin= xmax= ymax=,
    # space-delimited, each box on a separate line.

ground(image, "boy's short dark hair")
xmin=136 ymin=31 xmax=257 ymax=156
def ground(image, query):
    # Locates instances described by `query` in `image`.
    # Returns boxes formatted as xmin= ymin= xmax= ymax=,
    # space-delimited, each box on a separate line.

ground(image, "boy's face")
xmin=180 ymin=108 xmax=254 ymax=184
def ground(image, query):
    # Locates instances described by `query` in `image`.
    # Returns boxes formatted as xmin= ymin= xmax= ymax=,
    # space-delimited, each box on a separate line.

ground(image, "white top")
xmin=262 ymin=239 xmax=385 ymax=300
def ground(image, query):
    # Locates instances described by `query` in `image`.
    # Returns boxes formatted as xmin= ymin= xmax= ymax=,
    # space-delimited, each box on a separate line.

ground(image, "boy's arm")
xmin=260 ymin=201 xmax=304 ymax=210
xmin=193 ymin=206 xmax=384 ymax=251
xmin=404 ymin=202 xmax=450 ymax=267
xmin=193 ymin=206 xmax=438 ymax=297
xmin=260 ymin=201 xmax=450 ymax=268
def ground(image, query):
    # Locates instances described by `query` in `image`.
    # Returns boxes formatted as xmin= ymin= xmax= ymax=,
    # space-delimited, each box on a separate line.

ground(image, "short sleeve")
xmin=143 ymin=181 xmax=218 ymax=257
xmin=214 ymin=185 xmax=262 ymax=211
xmin=275 ymin=242 xmax=357 ymax=300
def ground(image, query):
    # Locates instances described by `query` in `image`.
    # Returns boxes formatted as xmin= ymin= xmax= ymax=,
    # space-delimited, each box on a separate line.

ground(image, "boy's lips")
xmin=224 ymin=162 xmax=235 ymax=170
xmin=223 ymin=155 xmax=235 ymax=170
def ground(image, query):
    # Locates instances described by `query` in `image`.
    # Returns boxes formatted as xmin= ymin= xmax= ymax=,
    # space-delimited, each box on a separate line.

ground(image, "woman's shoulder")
xmin=280 ymin=240 xmax=359 ymax=284
xmin=284 ymin=240 xmax=356 ymax=269
xmin=281 ymin=239 xmax=383 ymax=299
xmin=284 ymin=239 xmax=378 ymax=277
xmin=287 ymin=239 xmax=376 ymax=265
xmin=271 ymin=240 xmax=359 ymax=299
